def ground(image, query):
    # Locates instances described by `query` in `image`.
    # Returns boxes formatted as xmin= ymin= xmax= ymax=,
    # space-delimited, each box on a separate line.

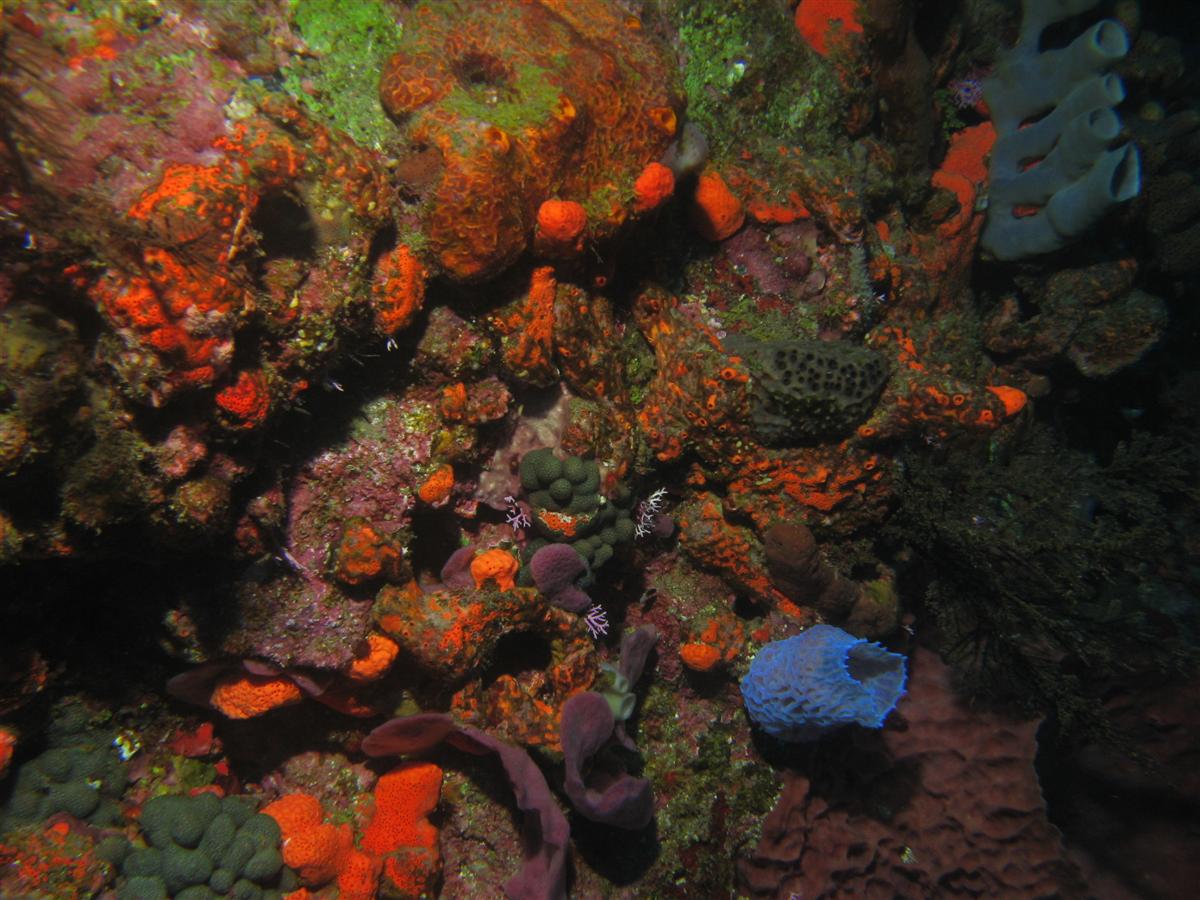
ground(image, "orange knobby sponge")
xmin=347 ymin=633 xmax=400 ymax=683
xmin=336 ymin=848 xmax=380 ymax=900
xmin=794 ymin=0 xmax=863 ymax=57
xmin=262 ymin=793 xmax=353 ymax=886
xmin=372 ymin=244 xmax=426 ymax=336
xmin=679 ymin=642 xmax=723 ymax=672
xmin=469 ymin=548 xmax=520 ymax=592
xmin=534 ymin=199 xmax=587 ymax=256
xmin=417 ymin=464 xmax=455 ymax=505
xmin=634 ymin=162 xmax=675 ymax=213
xmin=689 ymin=171 xmax=745 ymax=241
xmin=210 ymin=673 xmax=302 ymax=719
xmin=215 ymin=369 xmax=271 ymax=429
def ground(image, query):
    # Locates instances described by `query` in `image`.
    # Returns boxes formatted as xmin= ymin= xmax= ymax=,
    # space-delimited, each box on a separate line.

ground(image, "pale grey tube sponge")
xmin=981 ymin=0 xmax=1141 ymax=260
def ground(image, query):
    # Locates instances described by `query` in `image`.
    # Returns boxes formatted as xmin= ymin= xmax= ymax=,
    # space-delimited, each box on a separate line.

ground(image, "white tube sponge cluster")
xmin=981 ymin=0 xmax=1141 ymax=260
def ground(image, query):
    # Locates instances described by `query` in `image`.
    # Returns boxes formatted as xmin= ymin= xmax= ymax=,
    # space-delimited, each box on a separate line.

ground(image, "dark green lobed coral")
xmin=116 ymin=792 xmax=296 ymax=900
xmin=2 ymin=712 xmax=128 ymax=831
xmin=518 ymin=448 xmax=638 ymax=574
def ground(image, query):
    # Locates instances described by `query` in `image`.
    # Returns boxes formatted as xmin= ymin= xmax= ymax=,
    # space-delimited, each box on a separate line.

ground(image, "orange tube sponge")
xmin=347 ymin=633 xmax=400 ymax=683
xmin=986 ymin=384 xmax=1028 ymax=417
xmin=634 ymin=162 xmax=675 ymax=213
xmin=215 ymin=369 xmax=271 ymax=430
xmin=372 ymin=244 xmax=426 ymax=337
xmin=470 ymin=548 xmax=520 ymax=592
xmin=210 ymin=673 xmax=302 ymax=719
xmin=534 ymin=199 xmax=587 ymax=256
xmin=689 ymin=171 xmax=745 ymax=241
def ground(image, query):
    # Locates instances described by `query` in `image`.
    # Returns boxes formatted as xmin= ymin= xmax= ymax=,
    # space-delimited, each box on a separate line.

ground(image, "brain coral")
xmin=380 ymin=0 xmax=683 ymax=280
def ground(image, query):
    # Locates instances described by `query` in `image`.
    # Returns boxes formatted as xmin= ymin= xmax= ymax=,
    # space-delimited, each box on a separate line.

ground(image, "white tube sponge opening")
xmin=980 ymin=1 xmax=1140 ymax=260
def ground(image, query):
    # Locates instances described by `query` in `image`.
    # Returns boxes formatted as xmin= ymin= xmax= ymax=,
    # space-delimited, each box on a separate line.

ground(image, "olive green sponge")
xmin=731 ymin=337 xmax=888 ymax=444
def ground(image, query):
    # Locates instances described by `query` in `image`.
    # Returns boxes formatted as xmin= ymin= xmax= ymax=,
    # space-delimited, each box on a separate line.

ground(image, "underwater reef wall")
xmin=1 ymin=1 xmax=1197 ymax=898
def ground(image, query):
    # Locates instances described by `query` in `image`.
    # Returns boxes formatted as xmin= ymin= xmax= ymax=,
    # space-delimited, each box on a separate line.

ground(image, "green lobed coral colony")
xmin=2 ymin=718 xmax=128 ymax=831
xmin=116 ymin=793 xmax=296 ymax=900
xmin=518 ymin=448 xmax=637 ymax=576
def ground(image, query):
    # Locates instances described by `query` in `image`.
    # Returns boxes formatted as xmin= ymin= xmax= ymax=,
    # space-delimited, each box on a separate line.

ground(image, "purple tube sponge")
xmin=740 ymin=625 xmax=907 ymax=742
xmin=561 ymin=691 xmax=654 ymax=829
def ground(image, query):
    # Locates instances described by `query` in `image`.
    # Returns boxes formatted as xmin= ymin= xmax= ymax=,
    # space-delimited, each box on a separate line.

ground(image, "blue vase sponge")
xmin=741 ymin=625 xmax=908 ymax=742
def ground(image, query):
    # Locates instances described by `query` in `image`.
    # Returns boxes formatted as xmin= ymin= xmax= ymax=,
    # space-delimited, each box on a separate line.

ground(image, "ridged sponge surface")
xmin=741 ymin=625 xmax=907 ymax=742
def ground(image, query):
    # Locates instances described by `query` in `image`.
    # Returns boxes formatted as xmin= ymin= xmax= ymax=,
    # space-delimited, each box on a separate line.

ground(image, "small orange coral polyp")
xmin=634 ymin=162 xmax=675 ymax=213
xmin=210 ymin=673 xmax=302 ymax=719
xmin=417 ymin=464 xmax=455 ymax=504
xmin=689 ymin=171 xmax=745 ymax=241
xmin=347 ymin=633 xmax=400 ymax=683
xmin=469 ymin=548 xmax=520 ymax=592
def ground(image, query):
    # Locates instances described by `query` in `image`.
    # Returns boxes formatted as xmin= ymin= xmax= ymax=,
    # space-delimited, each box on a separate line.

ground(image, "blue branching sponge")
xmin=740 ymin=625 xmax=908 ymax=742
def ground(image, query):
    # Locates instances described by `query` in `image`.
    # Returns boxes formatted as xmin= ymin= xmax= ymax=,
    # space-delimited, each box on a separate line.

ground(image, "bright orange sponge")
xmin=689 ymin=171 xmax=745 ymax=241
xmin=361 ymin=762 xmax=443 ymax=897
xmin=534 ymin=199 xmax=587 ymax=256
xmin=634 ymin=162 xmax=675 ymax=213
xmin=210 ymin=673 xmax=302 ymax=719
xmin=469 ymin=547 xmax=520 ymax=592
xmin=262 ymin=793 xmax=354 ymax=886
xmin=347 ymin=633 xmax=400 ymax=683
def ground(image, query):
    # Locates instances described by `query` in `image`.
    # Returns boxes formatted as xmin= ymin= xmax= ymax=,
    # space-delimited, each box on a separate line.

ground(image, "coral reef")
xmin=1 ymin=1 xmax=1197 ymax=898
xmin=379 ymin=0 xmax=683 ymax=281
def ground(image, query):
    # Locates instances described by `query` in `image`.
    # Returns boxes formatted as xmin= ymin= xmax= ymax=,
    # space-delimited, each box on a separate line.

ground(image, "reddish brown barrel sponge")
xmin=380 ymin=0 xmax=684 ymax=281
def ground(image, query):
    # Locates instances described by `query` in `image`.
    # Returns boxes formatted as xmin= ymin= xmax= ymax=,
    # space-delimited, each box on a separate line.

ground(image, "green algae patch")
xmin=666 ymin=0 xmax=843 ymax=161
xmin=283 ymin=0 xmax=404 ymax=149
